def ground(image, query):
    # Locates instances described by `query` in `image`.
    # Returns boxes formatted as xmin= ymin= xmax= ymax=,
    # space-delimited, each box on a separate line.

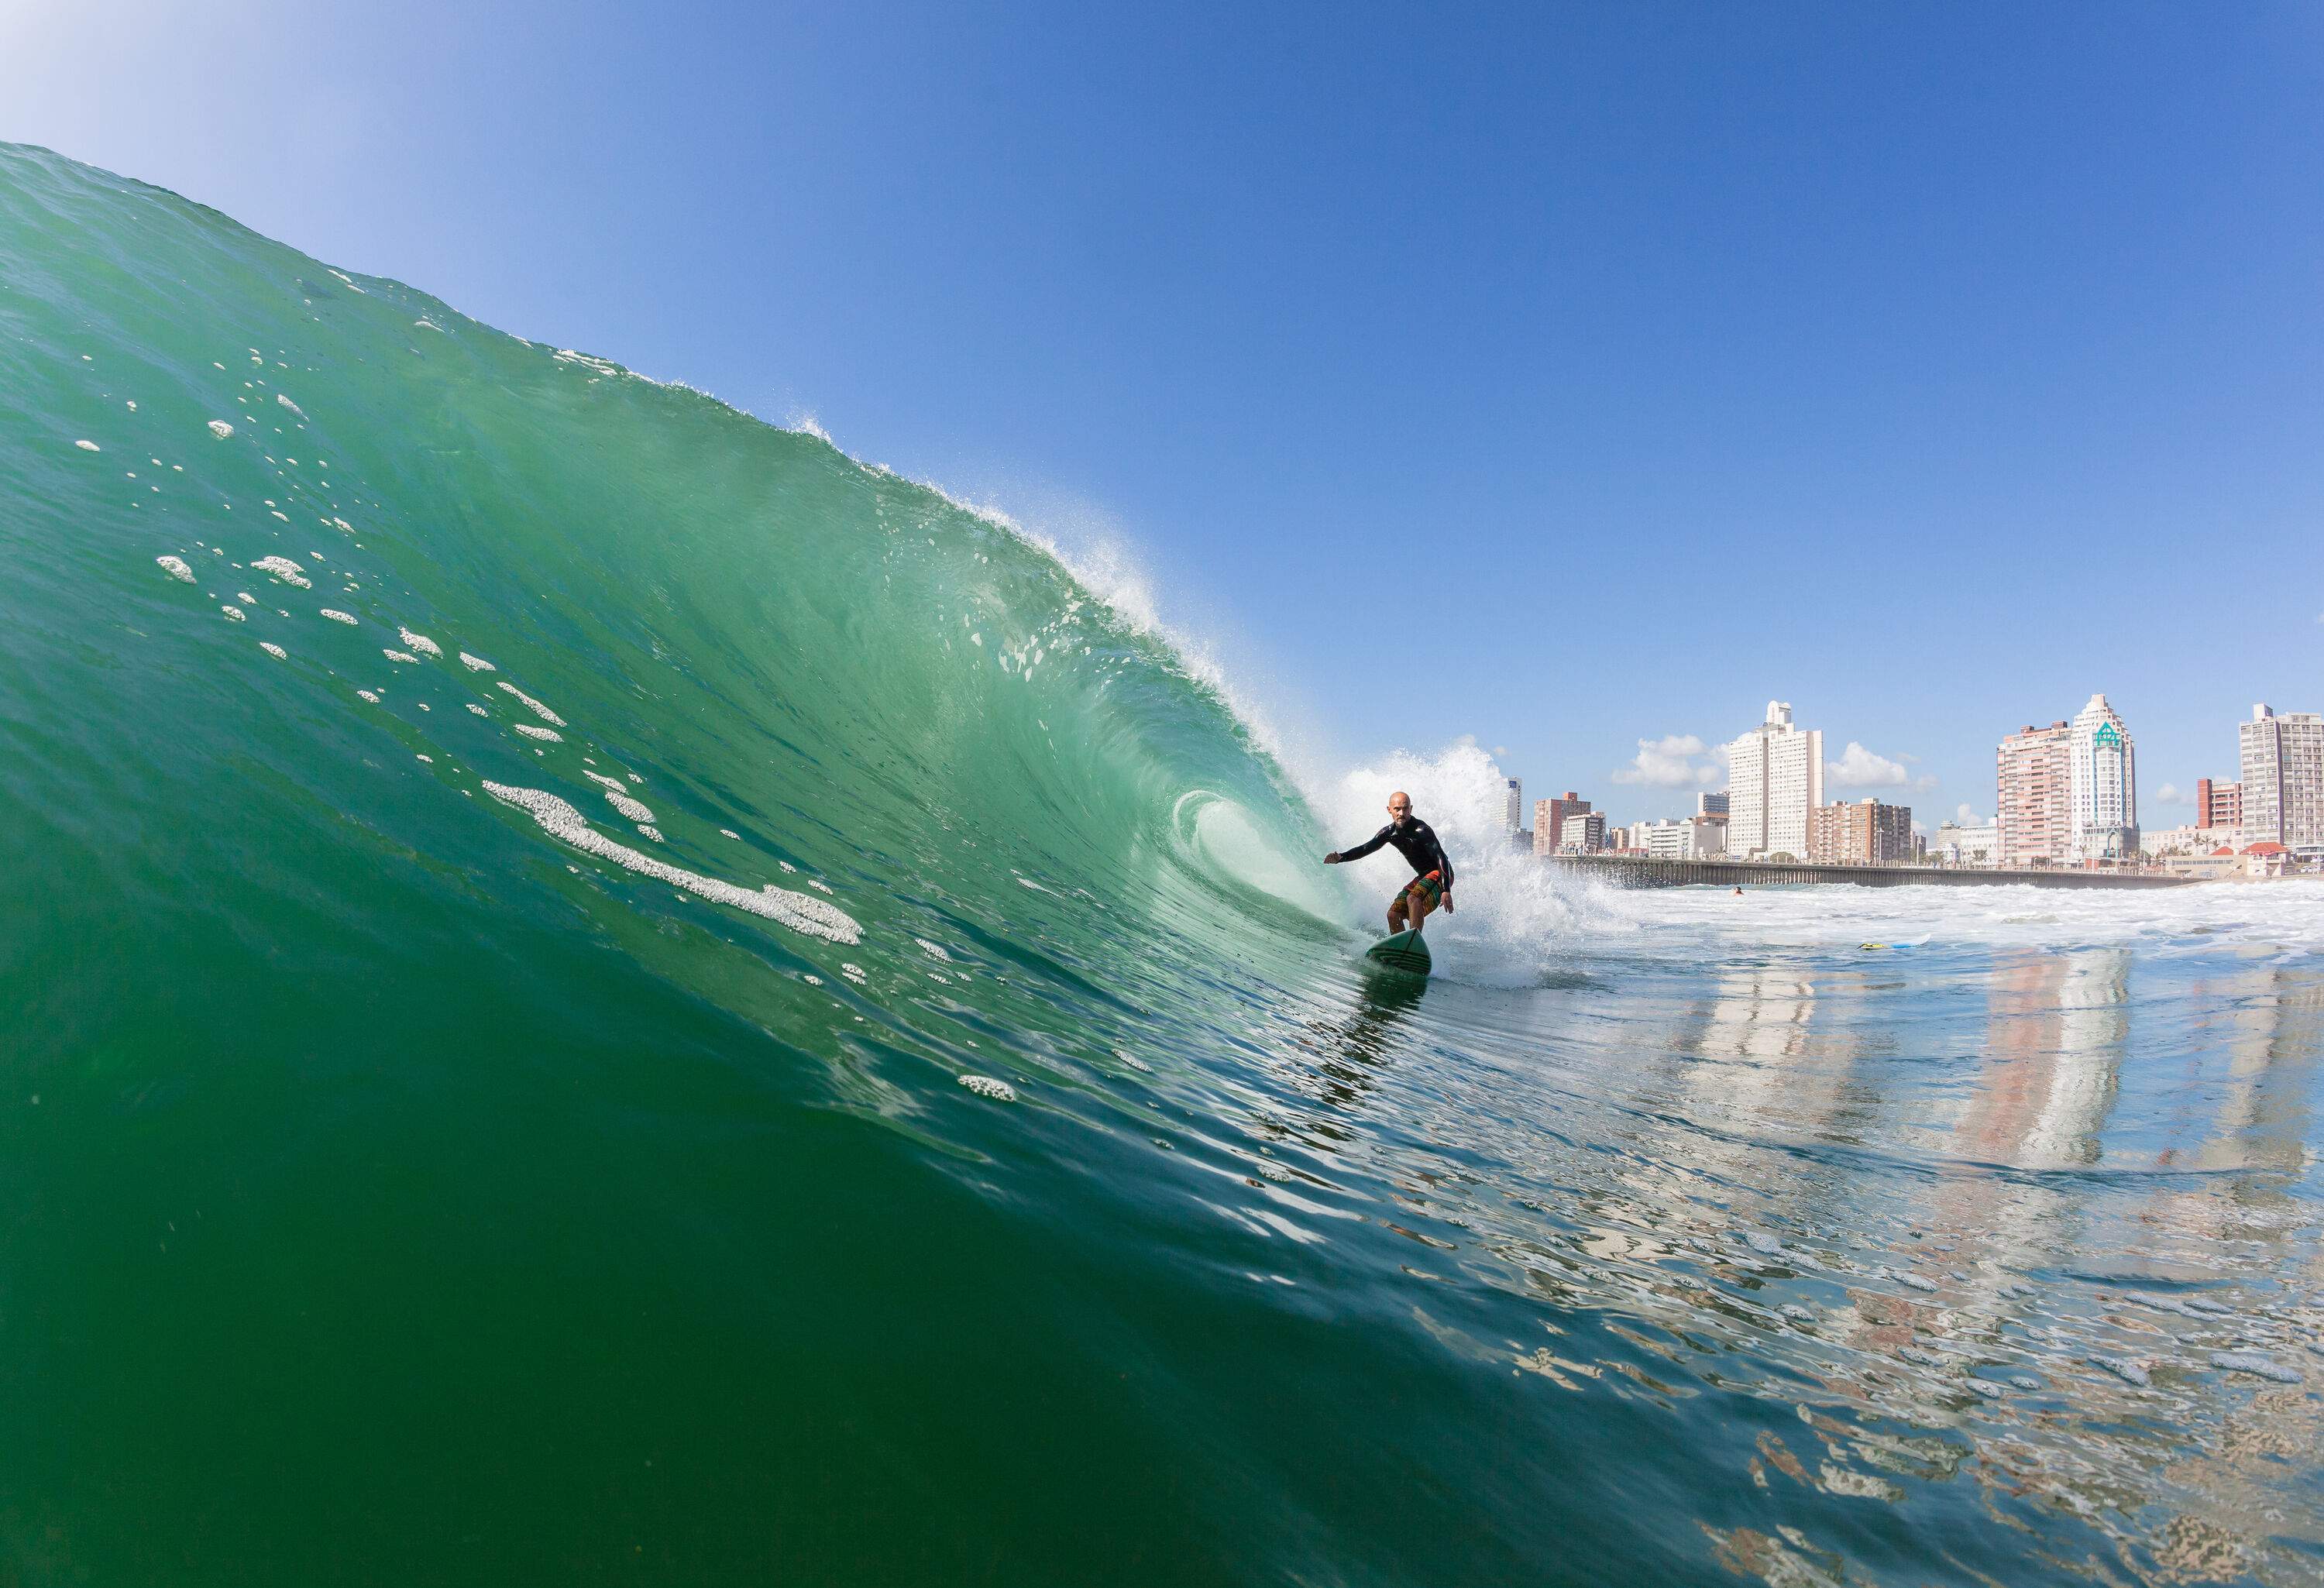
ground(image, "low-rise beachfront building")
xmin=1930 ymin=820 xmax=2000 ymax=866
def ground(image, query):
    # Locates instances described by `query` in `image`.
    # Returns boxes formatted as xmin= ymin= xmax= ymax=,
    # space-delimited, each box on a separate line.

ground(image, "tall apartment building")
xmin=1503 ymin=778 xmax=1524 ymax=833
xmin=2195 ymin=778 xmax=2242 ymax=831
xmin=1996 ymin=720 xmax=2073 ymax=865
xmin=1724 ymin=702 xmax=1822 ymax=859
xmin=1805 ymin=799 xmax=1914 ymax=865
xmin=2067 ymin=693 xmax=2137 ymax=861
xmin=1532 ymin=792 xmax=1592 ymax=857
xmin=2239 ymin=704 xmax=2324 ymax=851
xmin=1697 ymin=791 xmax=1729 ymax=819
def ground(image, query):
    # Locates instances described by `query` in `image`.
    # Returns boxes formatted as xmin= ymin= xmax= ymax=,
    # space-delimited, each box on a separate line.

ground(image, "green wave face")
xmin=1 ymin=143 xmax=1374 ymax=1580
xmin=2 ymin=143 xmax=1342 ymax=1094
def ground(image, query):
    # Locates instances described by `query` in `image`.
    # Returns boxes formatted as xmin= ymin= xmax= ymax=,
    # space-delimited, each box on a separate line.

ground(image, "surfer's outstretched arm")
xmin=1325 ymin=825 xmax=1393 ymax=865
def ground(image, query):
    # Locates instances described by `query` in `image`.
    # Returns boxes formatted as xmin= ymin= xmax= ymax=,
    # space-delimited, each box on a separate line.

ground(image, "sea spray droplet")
xmin=156 ymin=555 xmax=194 ymax=583
xmin=208 ymin=420 xmax=234 ymax=439
xmin=276 ymin=393 xmax=304 ymax=417
xmin=496 ymin=682 xmax=563 ymax=725
xmin=466 ymin=703 xmax=488 ymax=716
xmin=383 ymin=650 xmax=420 ymax=665
xmin=221 ymin=605 xmax=246 ymax=622
xmin=397 ymin=628 xmax=442 ymax=657
xmin=959 ymin=1075 xmax=1017 ymax=1102
xmin=321 ymin=609 xmax=356 ymax=625
xmin=252 ymin=555 xmax=311 ymax=588
xmin=513 ymin=724 xmax=562 ymax=743
xmin=260 ymin=641 xmax=286 ymax=659
xmin=75 ymin=439 xmax=100 ymax=452
xmin=459 ymin=651 xmax=495 ymax=672
xmin=480 ymin=782 xmax=861 ymax=944
xmin=357 ymin=689 xmax=380 ymax=703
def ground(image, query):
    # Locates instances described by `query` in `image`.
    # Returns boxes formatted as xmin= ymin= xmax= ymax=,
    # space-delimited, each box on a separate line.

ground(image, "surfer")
xmin=1324 ymin=792 xmax=1456 ymax=934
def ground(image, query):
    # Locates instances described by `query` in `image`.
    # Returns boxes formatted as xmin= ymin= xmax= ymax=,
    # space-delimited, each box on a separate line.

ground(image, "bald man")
xmin=1324 ymin=791 xmax=1456 ymax=935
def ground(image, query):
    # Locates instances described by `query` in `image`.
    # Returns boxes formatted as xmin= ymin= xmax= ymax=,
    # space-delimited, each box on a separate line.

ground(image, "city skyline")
xmin=1513 ymin=691 xmax=2315 ymax=856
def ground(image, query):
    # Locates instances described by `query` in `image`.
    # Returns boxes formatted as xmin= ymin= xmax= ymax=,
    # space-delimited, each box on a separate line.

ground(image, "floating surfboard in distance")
xmin=1364 ymin=928 xmax=1432 ymax=977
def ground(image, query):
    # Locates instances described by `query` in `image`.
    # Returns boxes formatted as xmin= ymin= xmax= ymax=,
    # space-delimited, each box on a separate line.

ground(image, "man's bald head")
xmin=1387 ymin=792 xmax=1413 ymax=820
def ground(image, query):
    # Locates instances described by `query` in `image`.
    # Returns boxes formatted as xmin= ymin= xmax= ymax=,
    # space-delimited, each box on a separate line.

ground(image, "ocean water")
xmin=3 ymin=142 xmax=2320 ymax=1587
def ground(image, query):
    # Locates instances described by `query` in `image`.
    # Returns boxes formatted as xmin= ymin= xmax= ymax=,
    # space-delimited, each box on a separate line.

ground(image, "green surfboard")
xmin=1364 ymin=928 xmax=1432 ymax=977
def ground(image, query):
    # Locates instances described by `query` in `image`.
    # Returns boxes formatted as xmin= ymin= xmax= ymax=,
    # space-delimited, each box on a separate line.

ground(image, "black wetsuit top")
xmin=1337 ymin=816 xmax=1455 ymax=891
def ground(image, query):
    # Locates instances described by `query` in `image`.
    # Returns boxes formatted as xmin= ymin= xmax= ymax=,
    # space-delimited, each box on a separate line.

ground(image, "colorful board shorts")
xmin=1398 ymin=870 xmax=1444 ymax=909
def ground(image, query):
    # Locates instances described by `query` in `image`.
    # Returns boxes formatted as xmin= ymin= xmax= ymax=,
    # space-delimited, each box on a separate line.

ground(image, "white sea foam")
xmin=260 ymin=641 xmax=286 ymax=659
xmin=466 ymin=703 xmax=489 ymax=716
xmin=156 ymin=555 xmax=194 ymax=583
xmin=637 ymin=825 xmax=663 ymax=842
xmin=459 ymin=652 xmax=496 ymax=672
xmin=221 ymin=604 xmax=246 ymax=622
xmin=357 ymin=689 xmax=380 ymax=703
xmin=321 ymin=609 xmax=356 ymax=624
xmin=397 ymin=628 xmax=442 ymax=657
xmin=959 ymin=1075 xmax=1017 ymax=1101
xmin=253 ymin=555 xmax=311 ymax=588
xmin=496 ymin=682 xmax=564 ymax=725
xmin=276 ymin=394 xmax=305 ymax=418
xmin=383 ymin=649 xmax=420 ymax=664
xmin=208 ymin=420 xmax=234 ymax=439
xmin=481 ymin=782 xmax=861 ymax=943
xmin=513 ymin=724 xmax=562 ymax=743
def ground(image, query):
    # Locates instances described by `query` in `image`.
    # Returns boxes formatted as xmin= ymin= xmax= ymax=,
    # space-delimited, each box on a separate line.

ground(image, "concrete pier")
xmin=1549 ymin=854 xmax=2192 ymax=890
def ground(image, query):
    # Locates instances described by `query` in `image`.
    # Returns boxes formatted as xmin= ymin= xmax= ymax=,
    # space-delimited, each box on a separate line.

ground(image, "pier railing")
xmin=1546 ymin=855 xmax=2191 ymax=890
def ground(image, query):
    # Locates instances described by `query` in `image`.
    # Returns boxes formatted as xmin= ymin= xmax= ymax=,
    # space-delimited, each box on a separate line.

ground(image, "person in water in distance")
xmin=1323 ymin=791 xmax=1455 ymax=934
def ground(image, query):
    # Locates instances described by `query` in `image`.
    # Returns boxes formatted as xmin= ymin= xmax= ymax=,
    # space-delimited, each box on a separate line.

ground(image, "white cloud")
xmin=1955 ymin=803 xmax=1980 ymax=825
xmin=1611 ymin=734 xmax=1724 ymax=788
xmin=1826 ymin=741 xmax=1939 ymax=792
xmin=2156 ymin=782 xmax=2193 ymax=806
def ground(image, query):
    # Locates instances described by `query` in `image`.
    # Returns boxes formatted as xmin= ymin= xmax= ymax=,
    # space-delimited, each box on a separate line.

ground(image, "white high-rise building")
xmin=2065 ymin=693 xmax=2137 ymax=861
xmin=2239 ymin=704 xmax=2324 ymax=851
xmin=1503 ymin=778 xmax=1524 ymax=833
xmin=1724 ymin=701 xmax=1823 ymax=859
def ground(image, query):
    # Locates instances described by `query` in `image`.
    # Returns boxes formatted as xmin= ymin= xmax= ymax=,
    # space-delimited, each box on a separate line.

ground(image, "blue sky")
xmin=9 ymin=2 xmax=2321 ymax=825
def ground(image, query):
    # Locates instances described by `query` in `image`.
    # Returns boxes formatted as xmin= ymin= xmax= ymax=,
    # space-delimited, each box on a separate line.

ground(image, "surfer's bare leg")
xmin=1407 ymin=892 xmax=1437 ymax=934
xmin=1387 ymin=894 xmax=1408 ymax=933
